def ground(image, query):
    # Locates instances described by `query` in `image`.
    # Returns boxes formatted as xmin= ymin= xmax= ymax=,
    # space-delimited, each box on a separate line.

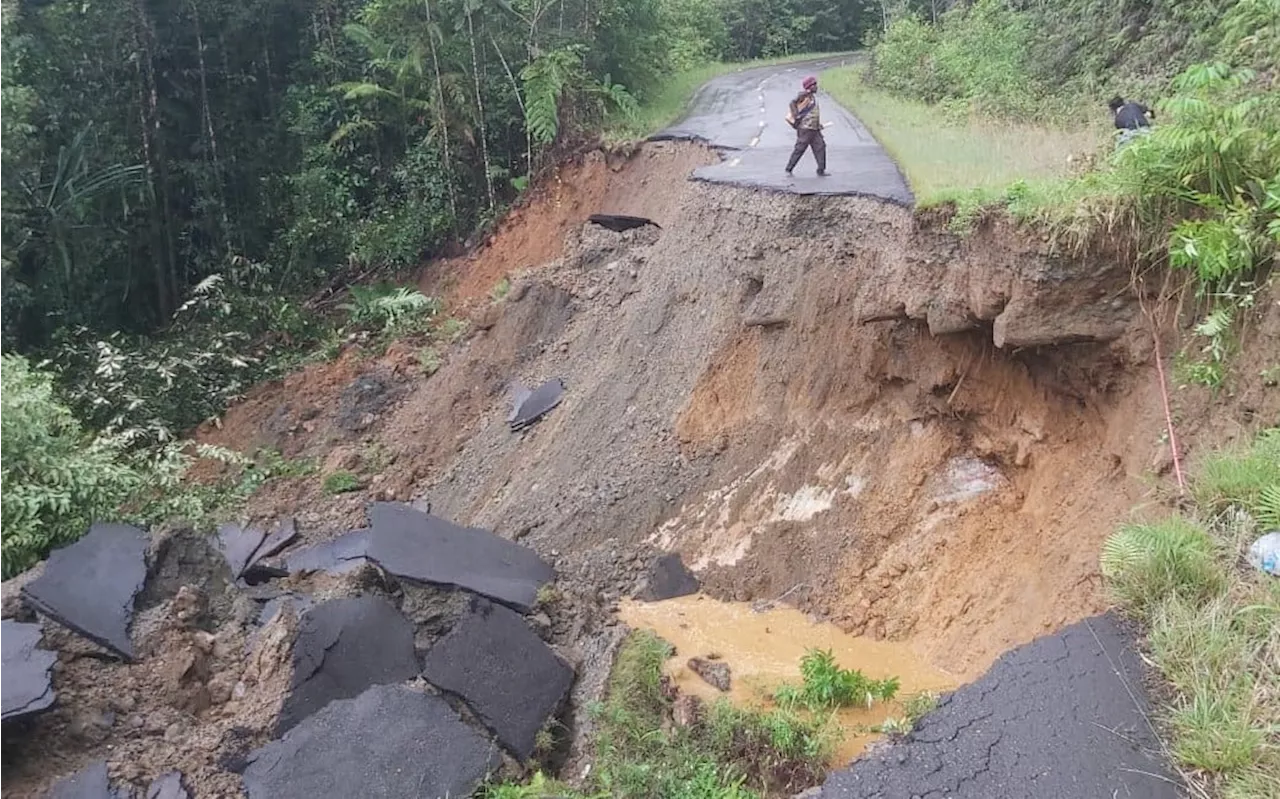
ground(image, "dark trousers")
xmin=786 ymin=128 xmax=827 ymax=172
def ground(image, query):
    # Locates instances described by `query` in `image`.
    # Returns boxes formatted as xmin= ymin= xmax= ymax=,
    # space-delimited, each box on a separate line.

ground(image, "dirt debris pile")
xmin=1 ymin=502 xmax=579 ymax=797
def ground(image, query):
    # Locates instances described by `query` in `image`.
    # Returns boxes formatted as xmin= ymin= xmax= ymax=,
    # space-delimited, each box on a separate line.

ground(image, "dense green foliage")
xmin=1 ymin=355 xmax=144 ymax=576
xmin=1101 ymin=429 xmax=1279 ymax=796
xmin=867 ymin=0 xmax=1280 ymax=121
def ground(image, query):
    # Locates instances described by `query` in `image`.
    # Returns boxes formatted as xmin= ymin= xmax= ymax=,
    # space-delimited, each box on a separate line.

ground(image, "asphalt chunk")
xmin=820 ymin=614 xmax=1182 ymax=799
xmin=218 ymin=523 xmax=267 ymax=580
xmin=509 ymin=378 xmax=565 ymax=430
xmin=367 ymin=502 xmax=554 ymax=612
xmin=422 ymin=599 xmax=573 ymax=759
xmin=1 ymin=619 xmax=57 ymax=721
xmin=244 ymin=684 xmax=500 ymax=799
xmin=21 ymin=523 xmax=149 ymax=660
xmin=588 ymin=213 xmax=660 ymax=233
xmin=637 ymin=552 xmax=700 ymax=600
xmin=282 ymin=530 xmax=371 ymax=575
xmin=48 ymin=761 xmax=126 ymax=799
xmin=276 ymin=596 xmax=419 ymax=734
xmin=146 ymin=772 xmax=189 ymax=799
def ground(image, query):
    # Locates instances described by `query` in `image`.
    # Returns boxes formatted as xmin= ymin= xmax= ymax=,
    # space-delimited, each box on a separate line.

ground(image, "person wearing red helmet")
xmin=786 ymin=75 xmax=828 ymax=177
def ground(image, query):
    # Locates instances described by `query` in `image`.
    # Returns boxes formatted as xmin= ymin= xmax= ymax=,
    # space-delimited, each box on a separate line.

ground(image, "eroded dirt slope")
xmin=200 ymin=141 xmax=1278 ymax=681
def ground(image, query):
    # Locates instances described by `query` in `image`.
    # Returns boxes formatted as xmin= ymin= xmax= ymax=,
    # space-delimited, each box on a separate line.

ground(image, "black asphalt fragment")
xmin=282 ymin=530 xmax=370 ymax=575
xmin=367 ymin=502 xmax=554 ymax=612
xmin=47 ymin=761 xmax=126 ymax=799
xmin=21 ymin=523 xmax=149 ymax=660
xmin=146 ymin=771 xmax=189 ymax=799
xmin=651 ymin=57 xmax=913 ymax=205
xmin=509 ymin=378 xmax=565 ymax=430
xmin=422 ymin=599 xmax=573 ymax=760
xmin=1 ymin=619 xmax=57 ymax=722
xmin=244 ymin=684 xmax=500 ymax=799
xmin=820 ymin=614 xmax=1182 ymax=799
xmin=218 ymin=523 xmax=266 ymax=580
xmin=637 ymin=553 xmax=700 ymax=601
xmin=588 ymin=213 xmax=660 ymax=233
xmin=276 ymin=596 xmax=419 ymax=734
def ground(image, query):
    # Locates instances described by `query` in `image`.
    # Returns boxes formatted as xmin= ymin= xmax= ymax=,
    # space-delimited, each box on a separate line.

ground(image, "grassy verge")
xmin=487 ymin=630 xmax=838 ymax=799
xmin=821 ymin=65 xmax=1104 ymax=206
xmin=1101 ymin=428 xmax=1280 ymax=798
xmin=607 ymin=53 xmax=846 ymax=141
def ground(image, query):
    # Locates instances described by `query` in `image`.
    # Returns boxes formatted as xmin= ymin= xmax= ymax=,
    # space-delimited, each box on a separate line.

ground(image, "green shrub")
xmin=869 ymin=0 xmax=1044 ymax=118
xmin=1101 ymin=517 xmax=1227 ymax=613
xmin=775 ymin=648 xmax=900 ymax=712
xmin=1194 ymin=427 xmax=1280 ymax=516
xmin=1 ymin=356 xmax=143 ymax=576
xmin=322 ymin=470 xmax=363 ymax=495
xmin=341 ymin=283 xmax=439 ymax=336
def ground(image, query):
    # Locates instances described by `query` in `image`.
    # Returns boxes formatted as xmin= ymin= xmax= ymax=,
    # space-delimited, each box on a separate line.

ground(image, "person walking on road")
xmin=786 ymin=76 xmax=828 ymax=177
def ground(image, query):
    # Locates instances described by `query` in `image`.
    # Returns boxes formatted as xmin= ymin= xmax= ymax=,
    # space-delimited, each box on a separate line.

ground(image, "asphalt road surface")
xmin=651 ymin=57 xmax=914 ymax=205
xmin=820 ymin=615 xmax=1184 ymax=799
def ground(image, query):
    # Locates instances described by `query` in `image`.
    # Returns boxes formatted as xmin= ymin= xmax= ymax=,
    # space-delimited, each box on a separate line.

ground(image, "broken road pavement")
xmin=819 ymin=614 xmax=1182 ymax=799
xmin=422 ymin=599 xmax=573 ymax=759
xmin=244 ymin=684 xmax=500 ymax=799
xmin=21 ymin=522 xmax=149 ymax=660
xmin=1 ymin=619 xmax=57 ymax=721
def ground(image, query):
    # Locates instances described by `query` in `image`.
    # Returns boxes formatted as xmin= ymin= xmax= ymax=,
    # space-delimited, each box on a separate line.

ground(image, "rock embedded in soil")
xmin=1 ymin=619 xmax=57 ymax=720
xmin=687 ymin=656 xmax=731 ymax=692
xmin=422 ymin=599 xmax=573 ymax=760
xmin=244 ymin=684 xmax=499 ymax=799
xmin=21 ymin=522 xmax=149 ymax=660
xmin=276 ymin=596 xmax=419 ymax=733
xmin=636 ymin=552 xmax=700 ymax=601
xmin=366 ymin=502 xmax=554 ymax=612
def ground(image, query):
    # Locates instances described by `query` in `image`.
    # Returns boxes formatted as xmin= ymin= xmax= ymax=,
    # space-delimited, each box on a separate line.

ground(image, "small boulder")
xmin=637 ymin=553 xmax=700 ymax=601
xmin=687 ymin=656 xmax=731 ymax=692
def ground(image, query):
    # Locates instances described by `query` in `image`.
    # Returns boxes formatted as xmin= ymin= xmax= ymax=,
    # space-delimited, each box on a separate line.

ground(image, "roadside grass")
xmin=607 ymin=53 xmax=850 ymax=141
xmin=821 ymin=65 xmax=1105 ymax=206
xmin=487 ymin=630 xmax=839 ymax=799
xmin=1101 ymin=428 xmax=1280 ymax=798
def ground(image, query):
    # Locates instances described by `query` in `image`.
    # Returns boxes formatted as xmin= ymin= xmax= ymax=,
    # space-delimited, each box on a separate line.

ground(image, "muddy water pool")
xmin=618 ymin=594 xmax=958 ymax=764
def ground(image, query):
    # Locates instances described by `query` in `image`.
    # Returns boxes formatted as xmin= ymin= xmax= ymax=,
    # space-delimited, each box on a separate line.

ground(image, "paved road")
xmin=651 ymin=57 xmax=913 ymax=205
xmin=820 ymin=615 xmax=1184 ymax=799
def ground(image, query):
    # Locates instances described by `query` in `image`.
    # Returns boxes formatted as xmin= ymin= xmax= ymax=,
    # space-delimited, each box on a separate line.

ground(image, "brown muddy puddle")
xmin=618 ymin=594 xmax=958 ymax=764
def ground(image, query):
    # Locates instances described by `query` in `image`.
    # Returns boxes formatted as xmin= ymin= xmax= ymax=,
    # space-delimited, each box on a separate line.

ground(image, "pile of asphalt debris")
xmin=0 ymin=501 xmax=611 ymax=798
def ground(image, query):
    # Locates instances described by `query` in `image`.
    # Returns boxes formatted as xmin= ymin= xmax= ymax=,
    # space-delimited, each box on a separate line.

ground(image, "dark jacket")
xmin=1114 ymin=101 xmax=1154 ymax=130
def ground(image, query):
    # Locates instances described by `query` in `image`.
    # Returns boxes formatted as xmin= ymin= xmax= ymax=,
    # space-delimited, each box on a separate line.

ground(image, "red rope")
xmin=1151 ymin=323 xmax=1187 ymax=493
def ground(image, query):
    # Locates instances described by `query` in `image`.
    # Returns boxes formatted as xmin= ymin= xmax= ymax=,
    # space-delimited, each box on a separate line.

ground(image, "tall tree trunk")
xmin=190 ymin=0 xmax=231 ymax=258
xmin=132 ymin=0 xmax=176 ymax=318
xmin=423 ymin=0 xmax=459 ymax=231
xmin=489 ymin=32 xmax=532 ymax=178
xmin=465 ymin=1 xmax=496 ymax=210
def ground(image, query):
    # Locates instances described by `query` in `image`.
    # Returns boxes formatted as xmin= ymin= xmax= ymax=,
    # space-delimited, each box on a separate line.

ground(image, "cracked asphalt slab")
xmin=820 ymin=614 xmax=1183 ymax=799
xmin=651 ymin=57 xmax=913 ymax=205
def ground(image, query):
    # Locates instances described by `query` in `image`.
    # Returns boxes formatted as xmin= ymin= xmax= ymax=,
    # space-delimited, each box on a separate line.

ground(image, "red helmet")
xmin=802 ymin=76 xmax=818 ymax=91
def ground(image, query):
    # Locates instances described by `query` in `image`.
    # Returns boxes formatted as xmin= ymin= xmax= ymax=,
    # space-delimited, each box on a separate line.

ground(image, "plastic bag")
xmin=1248 ymin=531 xmax=1280 ymax=577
